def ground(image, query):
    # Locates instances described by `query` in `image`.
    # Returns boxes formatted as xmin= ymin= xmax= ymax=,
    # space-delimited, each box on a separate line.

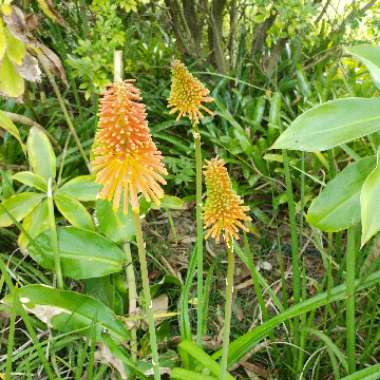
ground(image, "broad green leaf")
xmin=27 ymin=127 xmax=56 ymax=181
xmin=13 ymin=171 xmax=47 ymax=192
xmin=0 ymin=20 xmax=7 ymax=62
xmin=212 ymin=269 xmax=380 ymax=367
xmin=306 ymin=157 xmax=376 ymax=232
xmin=0 ymin=192 xmax=44 ymax=227
xmin=54 ymin=193 xmax=94 ymax=230
xmin=3 ymin=284 xmax=129 ymax=342
xmin=18 ymin=199 xmax=49 ymax=252
xmin=272 ymin=98 xmax=380 ymax=151
xmin=345 ymin=45 xmax=380 ymax=90
xmin=57 ymin=175 xmax=101 ymax=201
xmin=96 ymin=200 xmax=135 ymax=243
xmin=4 ymin=28 xmax=26 ymax=65
xmin=361 ymin=155 xmax=380 ymax=246
xmin=0 ymin=55 xmax=24 ymax=98
xmin=0 ymin=110 xmax=24 ymax=149
xmin=27 ymin=227 xmax=125 ymax=279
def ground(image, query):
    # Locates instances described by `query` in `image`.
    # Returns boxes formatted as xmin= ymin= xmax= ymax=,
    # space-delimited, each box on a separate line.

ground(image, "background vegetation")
xmin=1 ymin=0 xmax=380 ymax=379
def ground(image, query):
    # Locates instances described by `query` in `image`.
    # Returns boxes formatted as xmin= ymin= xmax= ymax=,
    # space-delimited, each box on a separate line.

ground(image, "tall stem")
xmin=132 ymin=210 xmax=161 ymax=380
xmin=47 ymin=178 xmax=63 ymax=289
xmin=193 ymin=122 xmax=204 ymax=345
xmin=123 ymin=242 xmax=138 ymax=361
xmin=219 ymin=240 xmax=234 ymax=380
xmin=346 ymin=227 xmax=357 ymax=374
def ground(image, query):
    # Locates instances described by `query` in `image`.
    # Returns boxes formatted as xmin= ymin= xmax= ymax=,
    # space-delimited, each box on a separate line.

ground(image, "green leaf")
xmin=54 ymin=193 xmax=94 ymax=230
xmin=0 ymin=55 xmax=24 ymax=98
xmin=0 ymin=20 xmax=7 ymax=61
xmin=0 ymin=192 xmax=44 ymax=227
xmin=27 ymin=227 xmax=125 ymax=279
xmin=13 ymin=171 xmax=47 ymax=192
xmin=27 ymin=127 xmax=56 ymax=181
xmin=151 ymin=195 xmax=186 ymax=210
xmin=306 ymin=157 xmax=376 ymax=232
xmin=96 ymin=200 xmax=135 ymax=243
xmin=212 ymin=269 xmax=380 ymax=367
xmin=3 ymin=284 xmax=129 ymax=342
xmin=0 ymin=110 xmax=24 ymax=149
xmin=272 ymin=98 xmax=380 ymax=151
xmin=341 ymin=364 xmax=380 ymax=380
xmin=4 ymin=28 xmax=26 ymax=65
xmin=171 ymin=368 xmax=217 ymax=380
xmin=18 ymin=199 xmax=49 ymax=252
xmin=57 ymin=175 xmax=101 ymax=201
xmin=361 ymin=155 xmax=380 ymax=246
xmin=345 ymin=44 xmax=380 ymax=90
xmin=179 ymin=341 xmax=234 ymax=380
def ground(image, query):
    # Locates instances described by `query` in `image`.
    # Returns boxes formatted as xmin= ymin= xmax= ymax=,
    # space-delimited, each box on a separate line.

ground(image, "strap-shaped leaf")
xmin=346 ymin=44 xmax=380 ymax=90
xmin=27 ymin=227 xmax=125 ymax=279
xmin=307 ymin=157 xmax=376 ymax=232
xmin=3 ymin=284 xmax=129 ymax=343
xmin=0 ymin=192 xmax=44 ymax=227
xmin=272 ymin=98 xmax=380 ymax=151
xmin=54 ymin=193 xmax=94 ymax=230
xmin=27 ymin=127 xmax=56 ymax=181
xmin=361 ymin=154 xmax=380 ymax=246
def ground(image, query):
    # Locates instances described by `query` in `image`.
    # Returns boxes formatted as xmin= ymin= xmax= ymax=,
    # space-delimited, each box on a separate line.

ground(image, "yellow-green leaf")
xmin=27 ymin=127 xmax=56 ymax=181
xmin=54 ymin=193 xmax=94 ymax=230
xmin=0 ymin=110 xmax=24 ymax=149
xmin=361 ymin=154 xmax=380 ymax=246
xmin=13 ymin=171 xmax=48 ymax=192
xmin=4 ymin=28 xmax=26 ymax=65
xmin=0 ymin=20 xmax=7 ymax=61
xmin=0 ymin=192 xmax=44 ymax=227
xmin=0 ymin=55 xmax=24 ymax=98
xmin=18 ymin=199 xmax=49 ymax=251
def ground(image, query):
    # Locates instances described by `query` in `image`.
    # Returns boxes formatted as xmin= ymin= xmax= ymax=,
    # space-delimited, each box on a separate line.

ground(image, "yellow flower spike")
xmin=203 ymin=158 xmax=251 ymax=242
xmin=92 ymin=80 xmax=167 ymax=213
xmin=168 ymin=59 xmax=213 ymax=123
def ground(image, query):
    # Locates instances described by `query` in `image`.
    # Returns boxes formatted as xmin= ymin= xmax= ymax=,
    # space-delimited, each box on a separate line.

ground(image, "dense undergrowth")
xmin=1 ymin=1 xmax=380 ymax=379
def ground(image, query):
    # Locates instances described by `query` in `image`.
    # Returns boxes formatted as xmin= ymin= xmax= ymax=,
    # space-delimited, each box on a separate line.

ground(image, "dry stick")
xmin=36 ymin=50 xmax=90 ymax=171
xmin=132 ymin=210 xmax=161 ymax=380
xmin=219 ymin=239 xmax=235 ymax=380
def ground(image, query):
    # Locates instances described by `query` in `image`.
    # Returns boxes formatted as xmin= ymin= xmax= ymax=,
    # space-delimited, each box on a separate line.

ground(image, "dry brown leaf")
xmin=95 ymin=343 xmax=128 ymax=380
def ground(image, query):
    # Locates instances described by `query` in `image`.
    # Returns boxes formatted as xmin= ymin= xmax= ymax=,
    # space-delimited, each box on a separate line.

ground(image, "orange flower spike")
xmin=168 ymin=59 xmax=213 ymax=123
xmin=92 ymin=80 xmax=167 ymax=213
xmin=203 ymin=158 xmax=251 ymax=242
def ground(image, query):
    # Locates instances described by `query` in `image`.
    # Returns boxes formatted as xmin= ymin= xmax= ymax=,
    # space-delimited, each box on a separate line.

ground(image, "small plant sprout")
xmin=92 ymin=80 xmax=167 ymax=380
xmin=203 ymin=158 xmax=251 ymax=380
xmin=168 ymin=59 xmax=213 ymax=345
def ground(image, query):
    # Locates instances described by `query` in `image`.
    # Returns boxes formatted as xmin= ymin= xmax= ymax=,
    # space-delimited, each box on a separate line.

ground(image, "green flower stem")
xmin=47 ymin=178 xmax=63 ymax=289
xmin=346 ymin=227 xmax=357 ymax=374
xmin=123 ymin=242 xmax=138 ymax=361
xmin=193 ymin=122 xmax=204 ymax=345
xmin=219 ymin=240 xmax=235 ymax=380
xmin=132 ymin=210 xmax=161 ymax=380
